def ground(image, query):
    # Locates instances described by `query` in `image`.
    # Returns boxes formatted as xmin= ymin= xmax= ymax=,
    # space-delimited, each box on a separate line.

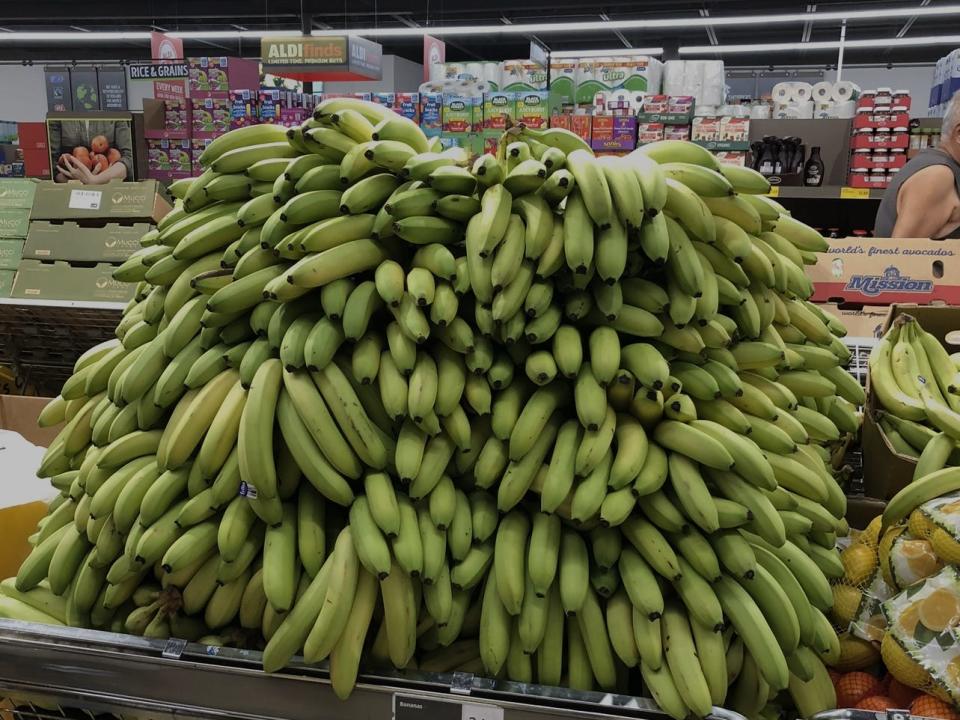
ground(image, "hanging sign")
xmin=261 ymin=36 xmax=382 ymax=82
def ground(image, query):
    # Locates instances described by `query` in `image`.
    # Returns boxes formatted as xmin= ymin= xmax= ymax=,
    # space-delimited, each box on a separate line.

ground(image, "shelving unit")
xmin=0 ymin=620 xmax=746 ymax=720
xmin=0 ymin=298 xmax=124 ymax=395
xmin=766 ymin=186 xmax=885 ymax=201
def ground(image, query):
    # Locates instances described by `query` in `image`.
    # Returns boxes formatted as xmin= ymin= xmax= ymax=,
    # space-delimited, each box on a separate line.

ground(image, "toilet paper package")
xmin=834 ymin=100 xmax=857 ymax=119
xmin=773 ymin=100 xmax=814 ymax=119
xmin=791 ymin=82 xmax=813 ymax=102
xmin=429 ymin=63 xmax=445 ymax=83
xmin=832 ymin=81 xmax=861 ymax=103
xmin=700 ymin=61 xmax=725 ymax=105
xmin=812 ymin=81 xmax=834 ymax=103
xmin=482 ymin=62 xmax=501 ymax=90
xmin=772 ymin=82 xmax=795 ymax=104
xmin=464 ymin=62 xmax=485 ymax=82
xmin=814 ymin=101 xmax=835 ymax=119
xmin=663 ymin=60 xmax=685 ymax=96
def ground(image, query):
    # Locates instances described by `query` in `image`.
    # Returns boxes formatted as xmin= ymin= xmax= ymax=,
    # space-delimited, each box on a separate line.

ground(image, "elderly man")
xmin=875 ymin=90 xmax=960 ymax=239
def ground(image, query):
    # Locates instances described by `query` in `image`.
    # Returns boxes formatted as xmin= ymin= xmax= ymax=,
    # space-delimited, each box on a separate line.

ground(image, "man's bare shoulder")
xmin=900 ymin=164 xmax=958 ymax=198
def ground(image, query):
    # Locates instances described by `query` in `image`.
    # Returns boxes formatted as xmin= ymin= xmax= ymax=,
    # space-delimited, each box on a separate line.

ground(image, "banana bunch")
xmin=9 ymin=98 xmax=864 ymax=718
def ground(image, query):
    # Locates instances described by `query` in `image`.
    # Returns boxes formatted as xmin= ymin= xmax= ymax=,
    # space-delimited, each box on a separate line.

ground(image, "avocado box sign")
xmin=261 ymin=36 xmax=382 ymax=81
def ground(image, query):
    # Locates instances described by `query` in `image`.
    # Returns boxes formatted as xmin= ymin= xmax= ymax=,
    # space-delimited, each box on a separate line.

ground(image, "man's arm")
xmin=891 ymin=165 xmax=959 ymax=238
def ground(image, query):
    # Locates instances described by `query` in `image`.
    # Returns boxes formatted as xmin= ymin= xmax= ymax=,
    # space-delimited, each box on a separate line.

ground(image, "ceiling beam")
xmin=896 ymin=0 xmax=931 ymax=38
xmin=801 ymin=4 xmax=815 ymax=43
xmin=699 ymin=9 xmax=719 ymax=46
xmin=599 ymin=12 xmax=631 ymax=48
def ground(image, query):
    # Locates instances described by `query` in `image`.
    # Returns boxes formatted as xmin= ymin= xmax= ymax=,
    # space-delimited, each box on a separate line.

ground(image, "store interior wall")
xmin=0 ymin=65 xmax=47 ymax=122
xmin=322 ymin=55 xmax=424 ymax=94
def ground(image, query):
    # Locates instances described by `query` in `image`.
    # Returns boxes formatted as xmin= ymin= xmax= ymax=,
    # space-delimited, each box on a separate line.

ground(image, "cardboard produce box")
xmin=808 ymin=236 xmax=960 ymax=305
xmin=0 ymin=269 xmax=14 ymax=297
xmin=30 ymin=180 xmax=172 ymax=224
xmin=0 ymin=208 xmax=30 ymax=238
xmin=0 ymin=239 xmax=23 ymax=270
xmin=863 ymin=304 xmax=960 ymax=500
xmin=10 ymin=260 xmax=136 ymax=302
xmin=814 ymin=302 xmax=889 ymax=339
xmin=0 ymin=178 xmax=37 ymax=209
xmin=0 ymin=394 xmax=60 ymax=580
xmin=23 ymin=221 xmax=148 ymax=263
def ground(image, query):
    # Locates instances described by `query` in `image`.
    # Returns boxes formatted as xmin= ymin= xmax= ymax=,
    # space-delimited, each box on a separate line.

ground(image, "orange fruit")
xmin=911 ymin=695 xmax=960 ymax=720
xmin=856 ymin=696 xmax=896 ymax=711
xmin=882 ymin=633 xmax=930 ymax=689
xmin=833 ymin=584 xmax=864 ymax=626
xmin=945 ymin=655 xmax=960 ymax=689
xmin=897 ymin=539 xmax=944 ymax=588
xmin=888 ymin=677 xmax=920 ymax=707
xmin=107 ymin=148 xmax=121 ymax=165
xmin=834 ymin=632 xmax=882 ymax=672
xmin=909 ymin=509 xmax=937 ymax=539
xmin=90 ymin=134 xmax=109 ymax=154
xmin=842 ymin=543 xmax=879 ymax=586
xmin=836 ymin=672 xmax=883 ymax=708
xmin=931 ymin=529 xmax=960 ymax=565
xmin=862 ymin=516 xmax=883 ymax=548
xmin=898 ymin=601 xmax=922 ymax=636
xmin=918 ymin=588 xmax=960 ymax=632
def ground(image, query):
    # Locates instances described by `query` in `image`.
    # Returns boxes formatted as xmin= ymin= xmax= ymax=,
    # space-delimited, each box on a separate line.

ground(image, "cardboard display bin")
xmin=863 ymin=304 xmax=960 ymax=500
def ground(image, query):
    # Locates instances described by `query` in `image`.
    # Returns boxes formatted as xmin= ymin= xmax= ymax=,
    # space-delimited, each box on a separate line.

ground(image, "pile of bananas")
xmin=871 ymin=314 xmax=960 ymax=461
xmin=2 ymin=98 xmax=865 ymax=717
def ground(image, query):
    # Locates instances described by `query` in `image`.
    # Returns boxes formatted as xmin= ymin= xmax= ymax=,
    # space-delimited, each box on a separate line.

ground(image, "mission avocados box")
xmin=808 ymin=236 xmax=960 ymax=305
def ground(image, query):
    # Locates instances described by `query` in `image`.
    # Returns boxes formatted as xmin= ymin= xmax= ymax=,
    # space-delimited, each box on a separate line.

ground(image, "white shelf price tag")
xmin=68 ymin=189 xmax=103 ymax=210
xmin=393 ymin=694 xmax=503 ymax=720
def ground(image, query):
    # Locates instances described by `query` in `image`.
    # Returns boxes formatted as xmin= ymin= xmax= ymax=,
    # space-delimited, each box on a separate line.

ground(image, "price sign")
xmin=394 ymin=695 xmax=504 ymax=720
xmin=68 ymin=189 xmax=102 ymax=210
xmin=766 ymin=186 xmax=780 ymax=197
xmin=840 ymin=186 xmax=871 ymax=200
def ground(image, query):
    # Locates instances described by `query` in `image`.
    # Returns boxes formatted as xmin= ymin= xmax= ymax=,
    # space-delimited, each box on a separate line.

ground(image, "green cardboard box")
xmin=11 ymin=260 xmax=135 ymax=303
xmin=0 ymin=179 xmax=38 ymax=210
xmin=23 ymin=221 xmax=149 ymax=263
xmin=0 ymin=208 xmax=30 ymax=238
xmin=0 ymin=239 xmax=24 ymax=270
xmin=31 ymin=181 xmax=173 ymax=223
xmin=0 ymin=270 xmax=14 ymax=298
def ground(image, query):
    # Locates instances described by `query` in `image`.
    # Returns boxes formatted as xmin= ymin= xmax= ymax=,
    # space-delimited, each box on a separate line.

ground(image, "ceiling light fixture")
xmin=308 ymin=4 xmax=960 ymax=38
xmin=679 ymin=34 xmax=960 ymax=54
xmin=0 ymin=31 xmax=153 ymax=41
xmin=551 ymin=47 xmax=664 ymax=58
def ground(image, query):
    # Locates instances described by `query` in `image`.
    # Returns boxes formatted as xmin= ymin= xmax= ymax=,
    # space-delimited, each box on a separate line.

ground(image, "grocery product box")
xmin=846 ymin=172 xmax=890 ymax=190
xmin=147 ymin=138 xmax=192 ymax=175
xmin=864 ymin=304 xmax=960 ymax=500
xmin=0 ymin=239 xmax=23 ymax=270
xmin=230 ymin=89 xmax=258 ymax=129
xmin=23 ymin=221 xmax=149 ymax=263
xmin=372 ymin=92 xmax=396 ymax=110
xmin=714 ymin=151 xmax=747 ymax=166
xmin=30 ymin=180 xmax=172 ymax=223
xmin=591 ymin=116 xmax=637 ymax=152
xmin=188 ymin=56 xmax=259 ymax=97
xmin=191 ymin=138 xmax=213 ymax=170
xmin=142 ymin=98 xmax=190 ymax=140
xmin=516 ymin=92 xmax=549 ymax=129
xmin=0 ymin=208 xmax=30 ymax=238
xmin=420 ymin=93 xmax=442 ymax=137
xmin=0 ymin=269 xmax=13 ymax=297
xmin=484 ymin=92 xmax=515 ymax=131
xmin=637 ymin=122 xmax=665 ymax=144
xmin=719 ymin=117 xmax=750 ymax=142
xmin=442 ymin=94 xmax=477 ymax=134
xmin=808 ymin=236 xmax=960 ymax=305
xmin=0 ymin=394 xmax=62 ymax=579
xmin=664 ymin=125 xmax=691 ymax=141
xmin=691 ymin=116 xmax=720 ymax=142
xmin=571 ymin=114 xmax=591 ymax=143
xmin=395 ymin=93 xmax=420 ymax=123
xmin=849 ymin=152 xmax=908 ymax=171
xmin=813 ymin=302 xmax=889 ymax=339
xmin=11 ymin=260 xmax=136 ymax=302
xmin=0 ymin=179 xmax=37 ymax=209
xmin=191 ymin=96 xmax=231 ymax=138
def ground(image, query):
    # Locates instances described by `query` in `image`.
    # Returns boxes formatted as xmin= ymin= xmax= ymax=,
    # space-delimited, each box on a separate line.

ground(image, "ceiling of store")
xmin=0 ymin=0 xmax=955 ymax=66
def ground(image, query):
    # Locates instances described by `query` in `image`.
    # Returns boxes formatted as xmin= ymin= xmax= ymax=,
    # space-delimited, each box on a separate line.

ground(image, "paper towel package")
xmin=482 ymin=62 xmax=501 ymax=90
xmin=832 ymin=81 xmax=861 ymax=103
xmin=549 ymin=59 xmax=578 ymax=103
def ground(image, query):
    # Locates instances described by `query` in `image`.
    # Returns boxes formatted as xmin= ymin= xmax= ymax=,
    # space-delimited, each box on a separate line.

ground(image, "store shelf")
xmin=0 ymin=298 xmax=124 ymax=393
xmin=766 ymin=186 xmax=886 ymax=201
xmin=0 ymin=619 xmax=745 ymax=720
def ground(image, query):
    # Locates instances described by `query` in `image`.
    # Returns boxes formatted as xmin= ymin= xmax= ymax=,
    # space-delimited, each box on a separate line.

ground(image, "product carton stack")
xmin=9 ymin=180 xmax=172 ymax=302
xmin=145 ymin=56 xmax=259 ymax=183
xmin=847 ymin=88 xmax=912 ymax=190
xmin=0 ymin=179 xmax=36 ymax=298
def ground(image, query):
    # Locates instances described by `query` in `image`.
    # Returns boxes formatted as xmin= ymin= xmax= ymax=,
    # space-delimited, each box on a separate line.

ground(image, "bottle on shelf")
xmin=804 ymin=146 xmax=824 ymax=187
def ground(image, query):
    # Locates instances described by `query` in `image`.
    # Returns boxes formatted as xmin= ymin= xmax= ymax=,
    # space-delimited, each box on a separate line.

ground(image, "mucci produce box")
xmin=863 ymin=304 xmax=960 ymax=501
xmin=10 ymin=180 xmax=170 ymax=301
xmin=0 ymin=179 xmax=34 ymax=295
xmin=808 ymin=236 xmax=960 ymax=306
xmin=0 ymin=394 xmax=61 ymax=580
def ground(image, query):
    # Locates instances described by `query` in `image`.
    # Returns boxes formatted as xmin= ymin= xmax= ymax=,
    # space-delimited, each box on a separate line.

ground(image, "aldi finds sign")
xmin=261 ymin=36 xmax=382 ymax=81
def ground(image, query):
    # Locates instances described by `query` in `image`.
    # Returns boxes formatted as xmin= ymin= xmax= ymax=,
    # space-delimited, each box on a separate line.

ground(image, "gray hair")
xmin=944 ymin=90 xmax=960 ymax=139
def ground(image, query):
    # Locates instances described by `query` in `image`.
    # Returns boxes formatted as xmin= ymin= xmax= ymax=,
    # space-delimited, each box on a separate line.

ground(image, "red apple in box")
xmin=90 ymin=134 xmax=109 ymax=154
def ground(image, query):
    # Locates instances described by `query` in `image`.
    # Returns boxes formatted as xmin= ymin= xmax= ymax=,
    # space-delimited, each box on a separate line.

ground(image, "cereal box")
xmin=372 ymin=92 xmax=396 ymax=110
xmin=395 ymin=93 xmax=420 ymax=123
xmin=590 ymin=116 xmax=637 ymax=152
xmin=516 ymin=91 xmax=549 ymax=129
xmin=188 ymin=57 xmax=230 ymax=94
xmin=720 ymin=116 xmax=750 ymax=142
xmin=191 ymin=96 xmax=231 ymax=137
xmin=637 ymin=122 xmax=665 ymax=144
xmin=147 ymin=138 xmax=192 ymax=174
xmin=420 ymin=93 xmax=442 ymax=137
xmin=691 ymin=116 xmax=721 ymax=142
xmin=191 ymin=137 xmax=213 ymax=169
xmin=230 ymin=90 xmax=257 ymax=129
xmin=442 ymin=94 xmax=477 ymax=134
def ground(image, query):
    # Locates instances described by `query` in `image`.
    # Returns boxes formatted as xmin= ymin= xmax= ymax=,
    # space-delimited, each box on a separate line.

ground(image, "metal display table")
xmin=0 ymin=620 xmax=744 ymax=720
xmin=0 ymin=298 xmax=124 ymax=395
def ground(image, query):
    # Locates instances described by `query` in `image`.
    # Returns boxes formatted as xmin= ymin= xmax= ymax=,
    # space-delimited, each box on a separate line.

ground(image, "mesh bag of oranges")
xmin=834 ymin=516 xmax=896 ymax=645
xmin=881 ymin=564 xmax=960 ymax=705
xmin=918 ymin=492 xmax=960 ymax=566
